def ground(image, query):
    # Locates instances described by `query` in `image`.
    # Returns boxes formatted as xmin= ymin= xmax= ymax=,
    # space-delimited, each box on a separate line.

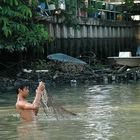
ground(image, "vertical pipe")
xmin=81 ymin=25 xmax=87 ymax=38
xmin=56 ymin=24 xmax=61 ymax=38
xmin=62 ymin=25 xmax=68 ymax=38
xmin=104 ymin=26 xmax=108 ymax=38
xmin=88 ymin=26 xmax=93 ymax=38
xmin=69 ymin=27 xmax=75 ymax=38
xmin=94 ymin=26 xmax=98 ymax=38
xmin=75 ymin=26 xmax=81 ymax=38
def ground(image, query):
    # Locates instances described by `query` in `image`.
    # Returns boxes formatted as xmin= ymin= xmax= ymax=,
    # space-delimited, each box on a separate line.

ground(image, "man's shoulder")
xmin=16 ymin=100 xmax=27 ymax=108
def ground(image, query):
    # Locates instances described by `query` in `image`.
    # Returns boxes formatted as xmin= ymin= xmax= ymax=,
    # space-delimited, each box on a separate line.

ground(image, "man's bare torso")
xmin=16 ymin=101 xmax=36 ymax=122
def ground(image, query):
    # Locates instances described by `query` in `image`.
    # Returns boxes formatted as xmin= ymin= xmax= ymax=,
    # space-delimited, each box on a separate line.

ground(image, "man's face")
xmin=21 ymin=86 xmax=29 ymax=97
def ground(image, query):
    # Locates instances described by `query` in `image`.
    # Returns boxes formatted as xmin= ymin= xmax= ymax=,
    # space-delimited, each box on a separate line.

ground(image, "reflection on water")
xmin=0 ymin=83 xmax=140 ymax=140
xmin=17 ymin=121 xmax=47 ymax=140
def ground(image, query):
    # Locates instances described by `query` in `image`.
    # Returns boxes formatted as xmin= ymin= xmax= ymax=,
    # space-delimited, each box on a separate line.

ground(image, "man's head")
xmin=15 ymin=80 xmax=30 ymax=96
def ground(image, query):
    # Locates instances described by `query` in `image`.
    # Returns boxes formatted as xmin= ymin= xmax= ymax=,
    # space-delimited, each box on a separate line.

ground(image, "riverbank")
xmin=0 ymin=60 xmax=140 ymax=92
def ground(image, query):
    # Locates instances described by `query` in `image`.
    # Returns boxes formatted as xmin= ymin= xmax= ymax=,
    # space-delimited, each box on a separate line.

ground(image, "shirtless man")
xmin=16 ymin=81 xmax=45 ymax=122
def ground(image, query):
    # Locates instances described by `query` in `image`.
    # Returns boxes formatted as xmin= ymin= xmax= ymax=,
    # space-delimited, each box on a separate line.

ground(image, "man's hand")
xmin=36 ymin=81 xmax=45 ymax=94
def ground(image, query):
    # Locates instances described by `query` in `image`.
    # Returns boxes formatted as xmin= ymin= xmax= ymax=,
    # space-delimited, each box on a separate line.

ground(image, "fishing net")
xmin=41 ymin=89 xmax=77 ymax=120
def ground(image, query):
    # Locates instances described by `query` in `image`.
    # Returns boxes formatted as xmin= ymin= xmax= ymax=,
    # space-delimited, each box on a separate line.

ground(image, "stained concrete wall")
xmin=45 ymin=17 xmax=139 ymax=58
xmin=135 ymin=22 xmax=140 ymax=40
xmin=47 ymin=18 xmax=135 ymax=39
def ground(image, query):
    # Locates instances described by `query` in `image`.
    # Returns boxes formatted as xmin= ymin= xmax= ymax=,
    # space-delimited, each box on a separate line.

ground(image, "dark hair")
xmin=14 ymin=79 xmax=30 ymax=94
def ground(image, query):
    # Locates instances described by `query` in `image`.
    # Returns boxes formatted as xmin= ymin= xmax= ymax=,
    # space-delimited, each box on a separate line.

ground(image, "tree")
xmin=124 ymin=0 xmax=134 ymax=7
xmin=0 ymin=0 xmax=48 ymax=52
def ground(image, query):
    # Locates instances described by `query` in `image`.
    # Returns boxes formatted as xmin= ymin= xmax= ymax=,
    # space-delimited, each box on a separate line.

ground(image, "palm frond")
xmin=17 ymin=5 xmax=32 ymax=18
xmin=0 ymin=17 xmax=12 ymax=37
xmin=2 ymin=0 xmax=19 ymax=6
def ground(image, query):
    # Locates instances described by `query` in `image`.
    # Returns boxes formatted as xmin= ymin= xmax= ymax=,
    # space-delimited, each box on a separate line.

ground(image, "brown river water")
xmin=0 ymin=83 xmax=140 ymax=140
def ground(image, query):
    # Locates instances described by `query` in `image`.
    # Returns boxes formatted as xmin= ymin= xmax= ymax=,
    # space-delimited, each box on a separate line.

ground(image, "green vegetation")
xmin=124 ymin=0 xmax=134 ymax=7
xmin=0 ymin=0 xmax=48 ymax=52
xmin=0 ymin=0 xmax=137 ymax=52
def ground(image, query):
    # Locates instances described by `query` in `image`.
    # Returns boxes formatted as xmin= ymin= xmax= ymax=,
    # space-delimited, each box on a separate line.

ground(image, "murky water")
xmin=0 ymin=83 xmax=140 ymax=140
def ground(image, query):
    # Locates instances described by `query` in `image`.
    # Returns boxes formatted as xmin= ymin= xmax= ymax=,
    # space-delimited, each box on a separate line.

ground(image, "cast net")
xmin=41 ymin=89 xmax=77 ymax=120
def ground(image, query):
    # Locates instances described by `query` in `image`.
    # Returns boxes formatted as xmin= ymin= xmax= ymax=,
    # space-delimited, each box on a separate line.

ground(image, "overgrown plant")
xmin=32 ymin=59 xmax=47 ymax=70
xmin=124 ymin=0 xmax=134 ymax=8
xmin=0 ymin=0 xmax=48 ymax=52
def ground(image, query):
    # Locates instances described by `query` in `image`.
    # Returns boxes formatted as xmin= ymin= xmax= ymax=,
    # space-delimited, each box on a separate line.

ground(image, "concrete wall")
xmin=135 ymin=22 xmax=140 ymax=40
xmin=47 ymin=18 xmax=135 ymax=39
xmin=45 ymin=17 xmax=139 ymax=58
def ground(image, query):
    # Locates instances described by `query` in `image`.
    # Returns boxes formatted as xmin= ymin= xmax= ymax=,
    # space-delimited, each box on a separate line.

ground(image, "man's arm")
xmin=32 ymin=82 xmax=45 ymax=115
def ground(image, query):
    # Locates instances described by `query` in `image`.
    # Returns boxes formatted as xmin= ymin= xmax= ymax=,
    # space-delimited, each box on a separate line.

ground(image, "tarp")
xmin=47 ymin=53 xmax=87 ymax=65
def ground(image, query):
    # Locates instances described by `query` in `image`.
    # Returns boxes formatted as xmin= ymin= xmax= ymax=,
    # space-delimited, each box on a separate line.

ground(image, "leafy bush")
xmin=0 ymin=0 xmax=48 ymax=52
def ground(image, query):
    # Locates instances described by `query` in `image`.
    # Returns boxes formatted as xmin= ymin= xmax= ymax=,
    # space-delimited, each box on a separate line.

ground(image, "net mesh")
xmin=41 ymin=89 xmax=76 ymax=120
